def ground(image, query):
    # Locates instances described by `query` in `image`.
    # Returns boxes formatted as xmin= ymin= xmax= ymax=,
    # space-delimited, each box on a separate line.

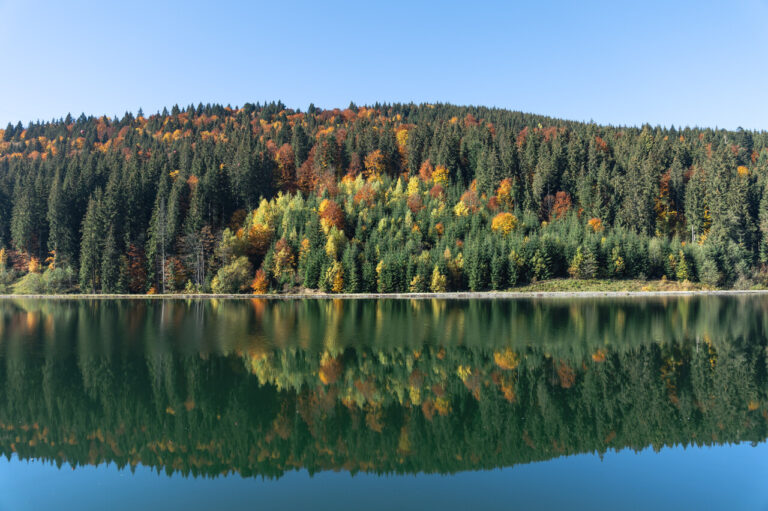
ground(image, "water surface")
xmin=0 ymin=297 xmax=767 ymax=510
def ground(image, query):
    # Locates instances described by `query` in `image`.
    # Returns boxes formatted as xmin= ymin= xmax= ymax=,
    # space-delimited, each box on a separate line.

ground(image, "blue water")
xmin=1 ymin=442 xmax=766 ymax=511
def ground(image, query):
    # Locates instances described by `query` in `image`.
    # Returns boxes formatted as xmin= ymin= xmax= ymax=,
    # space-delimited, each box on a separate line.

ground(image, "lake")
xmin=0 ymin=296 xmax=767 ymax=510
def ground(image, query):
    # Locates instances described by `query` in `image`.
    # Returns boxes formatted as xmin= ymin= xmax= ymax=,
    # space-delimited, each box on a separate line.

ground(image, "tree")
xmin=491 ymin=213 xmax=518 ymax=235
xmin=47 ymin=172 xmax=74 ymax=264
xmin=364 ymin=150 xmax=386 ymax=177
xmin=79 ymin=191 xmax=104 ymax=292
xmin=569 ymin=246 xmax=597 ymax=279
xmin=430 ymin=266 xmax=447 ymax=292
xmin=147 ymin=175 xmax=171 ymax=293
xmin=251 ymin=269 xmax=269 ymax=294
xmin=100 ymin=227 xmax=120 ymax=293
xmin=342 ymin=244 xmax=360 ymax=293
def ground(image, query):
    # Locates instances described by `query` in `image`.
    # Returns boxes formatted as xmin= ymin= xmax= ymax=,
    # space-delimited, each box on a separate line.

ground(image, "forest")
xmin=0 ymin=298 xmax=766 ymax=478
xmin=1 ymin=101 xmax=767 ymax=293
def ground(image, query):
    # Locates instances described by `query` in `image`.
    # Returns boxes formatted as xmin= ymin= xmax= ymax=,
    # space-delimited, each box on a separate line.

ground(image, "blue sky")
xmin=1 ymin=0 xmax=767 ymax=130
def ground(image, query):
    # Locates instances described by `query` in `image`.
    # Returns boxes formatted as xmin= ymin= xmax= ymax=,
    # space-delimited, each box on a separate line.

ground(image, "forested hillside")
xmin=1 ymin=101 xmax=767 ymax=293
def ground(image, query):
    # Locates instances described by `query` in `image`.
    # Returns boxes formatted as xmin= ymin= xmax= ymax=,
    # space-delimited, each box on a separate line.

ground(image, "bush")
xmin=44 ymin=267 xmax=75 ymax=293
xmin=211 ymin=256 xmax=253 ymax=294
xmin=0 ymin=269 xmax=18 ymax=294
xmin=11 ymin=267 xmax=75 ymax=294
xmin=12 ymin=273 xmax=45 ymax=294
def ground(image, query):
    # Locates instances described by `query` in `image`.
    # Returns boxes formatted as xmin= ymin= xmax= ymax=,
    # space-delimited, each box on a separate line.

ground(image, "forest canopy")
xmin=1 ymin=101 xmax=767 ymax=293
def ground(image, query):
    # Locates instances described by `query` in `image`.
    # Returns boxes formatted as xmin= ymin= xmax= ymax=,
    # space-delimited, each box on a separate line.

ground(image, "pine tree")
xmin=79 ymin=191 xmax=104 ymax=292
xmin=47 ymin=172 xmax=74 ymax=264
xmin=342 ymin=244 xmax=360 ymax=293
xmin=100 ymin=227 xmax=120 ymax=292
xmin=291 ymin=123 xmax=310 ymax=169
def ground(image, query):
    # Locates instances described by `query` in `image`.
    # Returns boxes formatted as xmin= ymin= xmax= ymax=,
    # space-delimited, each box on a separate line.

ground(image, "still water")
xmin=0 ymin=296 xmax=767 ymax=510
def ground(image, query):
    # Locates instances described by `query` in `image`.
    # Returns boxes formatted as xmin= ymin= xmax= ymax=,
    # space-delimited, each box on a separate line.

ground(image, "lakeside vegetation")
xmin=1 ymin=297 xmax=767 ymax=478
xmin=2 ymin=102 xmax=768 ymax=294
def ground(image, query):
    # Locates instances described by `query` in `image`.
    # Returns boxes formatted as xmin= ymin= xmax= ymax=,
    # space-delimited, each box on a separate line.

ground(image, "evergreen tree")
xmin=79 ymin=190 xmax=104 ymax=292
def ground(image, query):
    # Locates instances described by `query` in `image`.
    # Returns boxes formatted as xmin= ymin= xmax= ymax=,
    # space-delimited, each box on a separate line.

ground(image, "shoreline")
xmin=1 ymin=289 xmax=767 ymax=300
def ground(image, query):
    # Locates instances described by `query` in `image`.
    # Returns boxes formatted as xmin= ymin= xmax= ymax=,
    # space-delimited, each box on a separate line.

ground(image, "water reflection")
xmin=0 ymin=296 xmax=767 ymax=479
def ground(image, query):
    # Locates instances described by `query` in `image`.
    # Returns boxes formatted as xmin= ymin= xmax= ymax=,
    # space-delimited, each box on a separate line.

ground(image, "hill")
xmin=0 ymin=102 xmax=766 ymax=293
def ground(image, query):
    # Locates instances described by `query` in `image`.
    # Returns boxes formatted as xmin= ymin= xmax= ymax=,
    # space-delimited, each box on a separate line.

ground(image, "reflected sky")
xmin=1 ymin=442 xmax=766 ymax=511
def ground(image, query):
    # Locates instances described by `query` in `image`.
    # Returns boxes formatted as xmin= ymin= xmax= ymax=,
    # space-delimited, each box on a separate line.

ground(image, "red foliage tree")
xmin=552 ymin=191 xmax=572 ymax=219
xmin=296 ymin=146 xmax=317 ymax=194
xmin=275 ymin=143 xmax=296 ymax=192
xmin=418 ymin=160 xmax=434 ymax=181
xmin=429 ymin=183 xmax=445 ymax=199
xmin=407 ymin=193 xmax=423 ymax=213
xmin=347 ymin=152 xmax=363 ymax=176
xmin=319 ymin=199 xmax=345 ymax=232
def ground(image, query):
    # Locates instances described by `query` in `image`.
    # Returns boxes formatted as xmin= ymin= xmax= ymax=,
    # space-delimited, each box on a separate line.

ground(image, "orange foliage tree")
xmin=418 ymin=160 xmax=434 ymax=182
xmin=364 ymin=149 xmax=386 ymax=177
xmin=251 ymin=269 xmax=268 ymax=294
xmin=319 ymin=199 xmax=344 ymax=233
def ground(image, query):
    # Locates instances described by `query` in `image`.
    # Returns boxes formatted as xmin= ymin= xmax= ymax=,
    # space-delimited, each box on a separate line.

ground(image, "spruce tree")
xmin=79 ymin=191 xmax=104 ymax=292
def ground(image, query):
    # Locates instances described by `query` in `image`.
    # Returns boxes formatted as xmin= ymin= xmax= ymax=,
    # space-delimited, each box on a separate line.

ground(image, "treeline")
xmin=1 ymin=101 xmax=768 ymax=293
xmin=0 ymin=299 xmax=766 ymax=478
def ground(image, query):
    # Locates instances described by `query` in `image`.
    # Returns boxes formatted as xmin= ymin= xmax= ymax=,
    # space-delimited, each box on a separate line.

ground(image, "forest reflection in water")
xmin=0 ymin=296 xmax=767 ymax=480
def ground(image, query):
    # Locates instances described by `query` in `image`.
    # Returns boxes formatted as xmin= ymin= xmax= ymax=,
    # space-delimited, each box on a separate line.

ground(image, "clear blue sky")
xmin=1 ymin=0 xmax=767 ymax=130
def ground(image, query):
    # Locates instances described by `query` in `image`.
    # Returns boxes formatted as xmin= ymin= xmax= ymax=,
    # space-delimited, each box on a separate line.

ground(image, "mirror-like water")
xmin=0 ymin=296 xmax=767 ymax=510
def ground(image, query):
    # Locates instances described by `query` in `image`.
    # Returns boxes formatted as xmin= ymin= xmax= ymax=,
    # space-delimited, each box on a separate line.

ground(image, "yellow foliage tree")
xmin=28 ymin=257 xmax=40 ymax=274
xmin=496 ymin=178 xmax=514 ymax=211
xmin=491 ymin=212 xmax=518 ymax=235
xmin=430 ymin=266 xmax=447 ymax=292
xmin=272 ymin=239 xmax=295 ymax=277
xmin=324 ymin=261 xmax=344 ymax=293
xmin=409 ymin=274 xmax=425 ymax=292
xmin=325 ymin=228 xmax=347 ymax=260
xmin=453 ymin=200 xmax=469 ymax=217
xmin=432 ymin=165 xmax=450 ymax=184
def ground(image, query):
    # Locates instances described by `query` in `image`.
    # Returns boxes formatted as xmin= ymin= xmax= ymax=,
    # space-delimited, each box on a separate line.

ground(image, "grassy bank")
xmin=510 ymin=278 xmax=717 ymax=293
xmin=2 ymin=279 xmax=768 ymax=299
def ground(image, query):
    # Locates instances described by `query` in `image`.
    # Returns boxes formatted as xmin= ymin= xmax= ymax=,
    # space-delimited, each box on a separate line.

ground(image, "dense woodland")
xmin=2 ymin=101 xmax=768 ymax=293
xmin=1 ymin=298 xmax=766 ymax=477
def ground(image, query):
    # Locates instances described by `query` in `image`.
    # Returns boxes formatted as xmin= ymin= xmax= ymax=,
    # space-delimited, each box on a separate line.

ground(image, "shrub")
xmin=211 ymin=257 xmax=253 ymax=294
